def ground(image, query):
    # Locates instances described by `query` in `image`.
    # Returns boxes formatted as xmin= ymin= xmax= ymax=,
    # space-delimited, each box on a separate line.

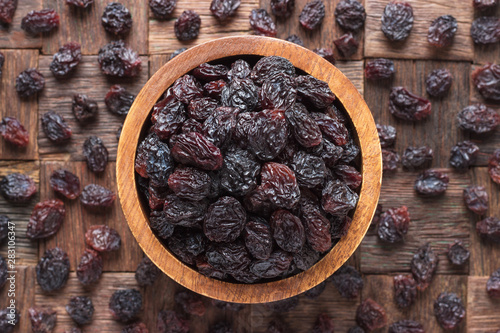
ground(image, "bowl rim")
xmin=117 ymin=35 xmax=382 ymax=304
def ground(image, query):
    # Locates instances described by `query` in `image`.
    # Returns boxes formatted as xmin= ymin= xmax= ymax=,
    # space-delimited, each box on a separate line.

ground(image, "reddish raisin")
xmin=157 ymin=310 xmax=189 ymax=333
xmin=382 ymin=148 xmax=400 ymax=171
xmin=299 ymin=193 xmax=332 ymax=252
xmin=42 ymin=111 xmax=72 ymax=143
xmin=98 ymin=40 xmax=142 ymax=77
xmin=322 ymin=179 xmax=358 ymax=216
xmin=489 ymin=149 xmax=500 ymax=184
xmin=314 ymin=48 xmax=336 ymax=64
xmin=101 ymin=2 xmax=132 ymax=36
xmin=16 ymin=68 xmax=45 ymax=97
xmin=271 ymin=0 xmax=294 ymax=17
xmin=411 ymin=243 xmax=439 ymax=291
xmin=402 ymin=146 xmax=433 ymax=170
xmin=204 ymin=196 xmax=246 ymax=242
xmin=203 ymin=80 xmax=226 ymax=100
xmin=109 ymin=289 xmax=142 ymax=323
xmin=28 ymin=307 xmax=57 ymax=333
xmin=312 ymin=313 xmax=334 ymax=333
xmin=77 ymin=248 xmax=103 ymax=285
xmin=210 ymin=0 xmax=240 ymax=21
xmin=471 ymin=16 xmax=500 ymax=45
xmin=330 ymin=215 xmax=352 ymax=239
xmin=168 ymin=166 xmax=211 ymax=201
xmin=0 ymin=0 xmax=17 ymax=24
xmin=174 ymin=10 xmax=200 ymax=41
xmin=50 ymin=42 xmax=81 ymax=78
xmin=85 ymin=225 xmax=121 ymax=252
xmin=0 ymin=117 xmax=29 ymax=147
xmin=365 ymin=59 xmax=395 ymax=80
xmin=83 ymin=136 xmax=108 ymax=173
xmin=286 ymin=104 xmax=322 ymax=148
xmin=472 ymin=63 xmax=500 ymax=102
xmin=389 ymin=320 xmax=424 ymax=333
xmin=463 ymin=185 xmax=488 ymax=215
xmin=193 ymin=63 xmax=228 ymax=82
xmin=149 ymin=0 xmax=177 ymax=19
xmin=50 ymin=169 xmax=81 ymax=199
xmin=473 ymin=0 xmax=498 ymax=10
xmin=135 ymin=256 xmax=161 ymax=286
xmin=393 ymin=274 xmax=417 ymax=308
xmin=476 ymin=216 xmax=500 ymax=243
xmin=66 ymin=296 xmax=94 ymax=325
xmin=21 ymin=9 xmax=59 ymax=34
xmin=311 ymin=113 xmax=348 ymax=146
xmin=487 ymin=268 xmax=500 ymax=298
xmin=172 ymin=74 xmax=203 ymax=104
xmin=66 ymin=0 xmax=94 ymax=8
xmin=381 ymin=1 xmax=414 ymax=42
xmin=171 ymin=132 xmax=223 ymax=170
xmin=376 ymin=124 xmax=396 ymax=148
xmin=105 ymin=85 xmax=135 ymax=116
xmin=447 ymin=240 xmax=470 ymax=266
xmin=27 ymin=199 xmax=65 ymax=240
xmin=457 ymin=104 xmax=499 ymax=135
xmin=331 ymin=265 xmax=364 ymax=299
xmin=0 ymin=172 xmax=36 ymax=204
xmin=335 ymin=0 xmax=366 ymax=31
xmin=249 ymin=9 xmax=276 ymax=36
xmin=174 ymin=290 xmax=206 ymax=316
xmin=356 ymin=298 xmax=387 ymax=331
xmin=36 ymin=247 xmax=70 ymax=292
xmin=449 ymin=140 xmax=479 ymax=171
xmin=434 ymin=292 xmax=465 ymax=330
xmin=300 ymin=0 xmax=325 ymax=30
xmin=377 ymin=206 xmax=410 ymax=243
xmin=296 ymin=75 xmax=335 ymax=109
xmin=426 ymin=68 xmax=452 ymax=97
xmin=334 ymin=33 xmax=359 ymax=57
xmin=72 ymin=94 xmax=98 ymax=122
xmin=389 ymin=87 xmax=432 ymax=121
xmin=80 ymin=184 xmax=116 ymax=209
xmin=261 ymin=162 xmax=301 ymax=209
xmin=427 ymin=15 xmax=457 ymax=47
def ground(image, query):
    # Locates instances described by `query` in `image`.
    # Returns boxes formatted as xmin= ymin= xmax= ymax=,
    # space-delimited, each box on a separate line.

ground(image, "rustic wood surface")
xmin=0 ymin=0 xmax=498 ymax=331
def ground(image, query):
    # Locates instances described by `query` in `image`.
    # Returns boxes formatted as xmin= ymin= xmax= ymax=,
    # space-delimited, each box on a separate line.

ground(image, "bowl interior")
xmin=117 ymin=36 xmax=382 ymax=304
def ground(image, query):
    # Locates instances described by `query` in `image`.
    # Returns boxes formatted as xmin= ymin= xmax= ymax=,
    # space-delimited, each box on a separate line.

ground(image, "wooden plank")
xmin=0 ymin=0 xmax=43 ymax=49
xmin=149 ymin=0 xmax=258 ymax=54
xmin=37 ymin=55 xmax=148 ymax=161
xmin=336 ymin=61 xmax=364 ymax=96
xmin=365 ymin=0 xmax=474 ymax=61
xmin=42 ymin=0 xmax=148 ymax=55
xmin=39 ymin=161 xmax=143 ymax=272
xmin=363 ymin=274 xmax=468 ymax=333
xmin=472 ymin=5 xmax=500 ymax=64
xmin=149 ymin=54 xmax=170 ymax=77
xmin=260 ymin=0 xmax=365 ymax=61
xmin=467 ymin=276 xmax=500 ymax=333
xmin=470 ymin=167 xmax=500 ymax=277
xmin=0 ymin=161 xmax=40 ymax=266
xmin=0 ymin=266 xmax=35 ymax=332
xmin=360 ymin=168 xmax=471 ymax=275
xmin=0 ymin=49 xmax=39 ymax=160
xmin=364 ymin=60 xmax=470 ymax=168
xmin=250 ymin=281 xmax=360 ymax=332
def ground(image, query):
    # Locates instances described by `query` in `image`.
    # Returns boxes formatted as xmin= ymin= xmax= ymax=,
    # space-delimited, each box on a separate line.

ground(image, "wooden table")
xmin=0 ymin=0 xmax=499 ymax=332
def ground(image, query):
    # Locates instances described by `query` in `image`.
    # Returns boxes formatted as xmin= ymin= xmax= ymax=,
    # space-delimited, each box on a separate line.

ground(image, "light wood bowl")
xmin=117 ymin=36 xmax=382 ymax=304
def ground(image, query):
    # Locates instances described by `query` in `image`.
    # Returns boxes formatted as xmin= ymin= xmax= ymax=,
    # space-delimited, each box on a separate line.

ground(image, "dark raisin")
xmin=270 ymin=0 xmax=294 ymax=17
xmin=284 ymin=103 xmax=325 ymax=148
xmin=41 ymin=111 xmax=72 ymax=143
xmin=249 ymin=9 xmax=277 ymax=37
xmin=210 ymin=0 xmax=240 ymax=20
xmin=0 ymin=307 xmax=19 ymax=333
xmin=168 ymin=166 xmax=211 ymax=201
xmin=220 ymin=146 xmax=261 ymax=196
xmin=402 ymin=146 xmax=433 ymax=170
xmin=356 ymin=298 xmax=387 ymax=331
xmin=243 ymin=220 xmax=272 ymax=260
xmin=135 ymin=256 xmax=161 ymax=286
xmin=389 ymin=87 xmax=432 ymax=121
xmin=122 ymin=322 xmax=149 ymax=333
xmin=472 ymin=63 xmax=500 ymax=102
xmin=293 ymin=244 xmax=320 ymax=271
xmin=85 ymin=225 xmax=121 ymax=252
xmin=270 ymin=209 xmax=305 ymax=253
xmin=250 ymin=249 xmax=293 ymax=279
xmin=174 ymin=10 xmax=200 ymax=41
xmin=463 ymin=185 xmax=488 ymax=215
xmin=0 ymin=215 xmax=8 ymax=243
xmin=28 ymin=307 xmax=57 ymax=333
xmin=299 ymin=193 xmax=332 ymax=252
xmin=174 ymin=290 xmax=206 ymax=316
xmin=377 ymin=205 xmax=410 ymax=243
xmin=163 ymin=194 xmax=207 ymax=227
xmin=434 ymin=292 xmax=465 ymax=330
xmin=66 ymin=296 xmax=94 ymax=325
xmin=27 ymin=199 xmax=65 ymax=240
xmin=251 ymin=56 xmax=295 ymax=85
xmin=172 ymin=74 xmax=203 ymax=104
xmin=382 ymin=148 xmax=400 ymax=171
xmin=0 ymin=172 xmax=36 ymax=204
xmin=414 ymin=169 xmax=449 ymax=196
xmin=230 ymin=267 xmax=260 ymax=283
xmin=286 ymin=34 xmax=304 ymax=46
xmin=265 ymin=296 xmax=299 ymax=313
xmin=109 ymin=289 xmax=142 ymax=323
xmin=260 ymin=162 xmax=301 ymax=209
xmin=149 ymin=0 xmax=177 ymax=19
xmin=473 ymin=0 xmax=498 ymax=10
xmin=381 ymin=1 xmax=414 ymax=41
xmin=189 ymin=97 xmax=218 ymax=122
xmin=157 ymin=310 xmax=189 ymax=333
xmin=411 ymin=243 xmax=439 ymax=290
xmin=449 ymin=140 xmax=479 ymax=171
xmin=66 ymin=0 xmax=94 ymax=8
xmin=365 ymin=59 xmax=395 ymax=80
xmin=36 ymin=247 xmax=70 ymax=292
xmin=331 ymin=265 xmax=364 ymax=299
xmin=203 ymin=107 xmax=238 ymax=148
xmin=203 ymin=80 xmax=226 ymax=100
xmin=489 ymin=149 xmax=500 ymax=184
xmin=299 ymin=0 xmax=325 ymax=30
xmin=221 ymin=78 xmax=259 ymax=112
xmin=388 ymin=320 xmax=424 ymax=333
xmin=182 ymin=118 xmax=203 ymax=134
xmin=0 ymin=117 xmax=29 ymax=147
xmin=393 ymin=274 xmax=417 ymax=308
xmin=148 ymin=184 xmax=169 ymax=210
xmin=304 ymin=281 xmax=326 ymax=299
xmin=312 ymin=313 xmax=334 ymax=333
xmin=476 ymin=216 xmax=500 ymax=243
xmin=426 ymin=68 xmax=452 ymax=97
xmin=296 ymin=76 xmax=335 ymax=109
xmin=335 ymin=0 xmax=366 ymax=31
xmin=105 ymin=85 xmax=135 ymax=116
xmin=292 ymin=151 xmax=326 ymax=188
xmin=72 ymin=94 xmax=98 ymax=122
xmin=0 ymin=0 xmax=17 ymax=24
xmin=427 ymin=15 xmax=458 ymax=47
xmin=457 ymin=104 xmax=499 ymax=135
xmin=310 ymin=113 xmax=348 ymax=146
xmin=101 ymin=2 xmax=132 ymax=36
xmin=193 ymin=63 xmax=228 ymax=82
xmin=322 ymin=179 xmax=358 ymax=216
xmin=447 ymin=240 xmax=470 ymax=266
xmin=150 ymin=210 xmax=175 ymax=239
xmin=470 ymin=16 xmax=500 ymax=45
xmin=334 ymin=33 xmax=359 ymax=58
xmin=206 ymin=241 xmax=251 ymax=274
xmin=487 ymin=268 xmax=500 ymax=298
xmin=260 ymin=73 xmax=297 ymax=110
xmin=98 ymin=40 xmax=142 ymax=77
xmin=77 ymin=248 xmax=103 ymax=285
xmin=168 ymin=229 xmax=207 ymax=264
xmin=204 ymin=196 xmax=246 ymax=242
xmin=80 ymin=184 xmax=116 ymax=209
xmin=376 ymin=124 xmax=396 ymax=148
xmin=170 ymin=47 xmax=187 ymax=59
xmin=16 ymin=68 xmax=45 ymax=97
xmin=330 ymin=213 xmax=353 ymax=239
xmin=228 ymin=59 xmax=252 ymax=81
xmin=83 ymin=136 xmax=108 ymax=173
xmin=171 ymin=132 xmax=222 ymax=170
xmin=314 ymin=48 xmax=336 ymax=64
xmin=152 ymin=98 xmax=185 ymax=139
xmin=135 ymin=133 xmax=160 ymax=178
xmin=21 ymin=9 xmax=59 ymax=34
xmin=50 ymin=169 xmax=81 ymax=199
xmin=50 ymin=42 xmax=82 ymax=77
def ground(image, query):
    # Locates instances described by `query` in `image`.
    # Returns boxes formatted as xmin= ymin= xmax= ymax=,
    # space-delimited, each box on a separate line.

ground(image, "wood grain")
xmin=37 ymin=55 xmax=148 ymax=161
xmin=149 ymin=0 xmax=258 ymax=54
xmin=260 ymin=0 xmax=365 ymax=61
xmin=42 ymin=0 xmax=148 ymax=55
xmin=363 ymin=274 xmax=468 ymax=333
xmin=0 ymin=49 xmax=39 ymax=160
xmin=0 ymin=161 xmax=40 ymax=266
xmin=467 ymin=276 xmax=500 ymax=333
xmin=365 ymin=0 xmax=474 ymax=61
xmin=0 ymin=0 xmax=43 ymax=49
xmin=360 ymin=168 xmax=471 ymax=275
xmin=39 ymin=161 xmax=143 ymax=272
xmin=364 ymin=59 xmax=471 ymax=168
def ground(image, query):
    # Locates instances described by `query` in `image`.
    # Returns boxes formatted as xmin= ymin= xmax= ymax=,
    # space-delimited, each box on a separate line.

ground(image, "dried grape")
xmin=220 ymin=146 xmax=261 ymax=196
xmin=393 ymin=274 xmax=417 ymax=308
xmin=250 ymin=9 xmax=276 ymax=36
xmin=487 ymin=268 xmax=500 ymax=298
xmin=388 ymin=320 xmax=424 ymax=333
xmin=389 ymin=87 xmax=431 ymax=121
xmin=356 ymin=298 xmax=387 ymax=331
xmin=331 ymin=265 xmax=364 ymax=299
xmin=489 ymin=149 xmax=500 ymax=184
xmin=36 ymin=247 xmax=70 ymax=292
xmin=168 ymin=166 xmax=211 ymax=201
xmin=80 ymin=184 xmax=116 ymax=209
xmin=270 ymin=209 xmax=305 ymax=253
xmin=457 ymin=104 xmax=499 ymax=135
xmin=66 ymin=0 xmax=93 ymax=8
xmin=447 ymin=240 xmax=470 ymax=266
xmin=449 ymin=140 xmax=479 ymax=171
xmin=434 ymin=292 xmax=465 ymax=330
xmin=98 ymin=40 xmax=142 ymax=78
xmin=365 ymin=59 xmax=395 ymax=80
xmin=50 ymin=42 xmax=81 ymax=78
xmin=172 ymin=132 xmax=222 ymax=170
xmin=42 ymin=111 xmax=72 ymax=143
xmin=0 ymin=117 xmax=29 ymax=147
xmin=335 ymin=0 xmax=366 ymax=31
xmin=322 ymin=179 xmax=358 ymax=216
xmin=377 ymin=206 xmax=410 ymax=243
xmin=382 ymin=148 xmax=400 ymax=171
xmin=149 ymin=0 xmax=177 ymax=19
xmin=77 ymin=248 xmax=102 ymax=285
xmin=473 ymin=0 xmax=498 ymax=10
xmin=16 ymin=68 xmax=45 ymax=98
xmin=210 ymin=0 xmax=240 ymax=21
xmin=50 ymin=169 xmax=81 ymax=199
xmin=21 ymin=9 xmax=59 ymax=34
xmin=476 ymin=216 xmax=500 ymax=243
xmin=0 ymin=0 xmax=17 ymax=24
xmin=72 ymin=94 xmax=98 ymax=122
xmin=271 ymin=0 xmax=294 ymax=18
xmin=472 ymin=63 xmax=500 ymax=102
xmin=300 ymin=0 xmax=325 ymax=30
xmin=85 ymin=225 xmax=121 ymax=252
xmin=296 ymin=76 xmax=335 ymax=109
xmin=66 ymin=296 xmax=94 ymax=325
xmin=313 ymin=48 xmax=336 ymax=64
xmin=470 ymin=16 xmax=500 ymax=45
xmin=27 ymin=199 xmax=65 ymax=240
xmin=101 ymin=2 xmax=132 ymax=36
xmin=381 ymin=1 xmax=414 ymax=42
xmin=109 ymin=289 xmax=142 ymax=323
xmin=174 ymin=10 xmax=200 ymax=41
xmin=426 ymin=68 xmax=452 ymax=97
xmin=334 ymin=33 xmax=359 ymax=58
xmin=0 ymin=307 xmax=19 ymax=333
xmin=204 ymin=196 xmax=246 ymax=243
xmin=411 ymin=243 xmax=439 ymax=290
xmin=0 ymin=172 xmax=36 ymax=204
xmin=28 ymin=307 xmax=57 ymax=333
xmin=105 ymin=85 xmax=135 ymax=116
xmin=414 ymin=169 xmax=449 ymax=196
xmin=402 ymin=146 xmax=433 ymax=170
xmin=83 ymin=136 xmax=108 ymax=173
xmin=376 ymin=124 xmax=396 ymax=148
xmin=463 ymin=185 xmax=488 ymax=215
xmin=135 ymin=256 xmax=161 ymax=286
xmin=427 ymin=15 xmax=457 ymax=47
xmin=249 ymin=249 xmax=293 ymax=279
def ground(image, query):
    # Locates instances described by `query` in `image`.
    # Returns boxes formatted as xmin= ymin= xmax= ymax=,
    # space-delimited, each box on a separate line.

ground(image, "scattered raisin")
xmin=101 ymin=2 xmax=132 ymax=36
xmin=356 ymin=298 xmax=387 ymax=331
xmin=0 ymin=117 xmax=29 ymax=147
xmin=388 ymin=320 xmax=424 ymax=333
xmin=426 ymin=68 xmax=452 ymax=97
xmin=174 ymin=290 xmax=206 ymax=316
xmin=463 ymin=185 xmax=488 ymax=215
xmin=476 ymin=216 xmax=500 ymax=243
xmin=105 ymin=85 xmax=135 ymax=116
xmin=0 ymin=172 xmax=36 ymax=204
xmin=427 ymin=15 xmax=458 ymax=47
xmin=157 ymin=310 xmax=189 ymax=333
xmin=434 ymin=292 xmax=465 ymax=330
xmin=335 ymin=0 xmax=366 ymax=31
xmin=472 ymin=63 xmax=500 ymax=102
xmin=135 ymin=256 xmax=161 ymax=286
xmin=314 ymin=48 xmax=336 ymax=64
xmin=331 ymin=265 xmax=364 ymax=299
xmin=457 ymin=104 xmax=499 ymax=135
xmin=80 ymin=184 xmax=116 ymax=209
xmin=393 ymin=274 xmax=417 ymax=308
xmin=16 ymin=68 xmax=45 ymax=98
xmin=72 ymin=94 xmax=98 ymax=122
xmin=489 ymin=149 xmax=500 ymax=184
xmin=21 ymin=9 xmax=59 ymax=34
xmin=109 ymin=289 xmax=142 ymax=323
xmin=77 ymin=248 xmax=103 ymax=285
xmin=381 ymin=1 xmax=414 ymax=42
xmin=447 ymin=240 xmax=470 ymax=266
xmin=0 ymin=0 xmax=17 ymax=24
xmin=312 ymin=313 xmax=334 ymax=333
xmin=85 ymin=225 xmax=121 ymax=252
xmin=402 ymin=146 xmax=433 ymax=170
xmin=377 ymin=206 xmax=410 ymax=243
xmin=50 ymin=42 xmax=82 ymax=78
xmin=411 ymin=243 xmax=439 ymax=290
xmin=149 ymin=0 xmax=177 ymax=19
xmin=300 ymin=0 xmax=325 ymax=30
xmin=98 ymin=40 xmax=142 ymax=77
xmin=334 ymin=33 xmax=359 ymax=57
xmin=210 ymin=0 xmax=240 ymax=21
xmin=376 ymin=124 xmax=396 ymax=148
xmin=28 ymin=307 xmax=57 ymax=333
xmin=389 ymin=87 xmax=431 ymax=121
xmin=83 ymin=136 xmax=108 ymax=173
xmin=36 ymin=247 xmax=70 ymax=292
xmin=450 ymin=140 xmax=480 ymax=171
xmin=174 ymin=10 xmax=200 ymax=41
xmin=414 ymin=169 xmax=449 ymax=196
xmin=382 ymin=148 xmax=400 ymax=171
xmin=27 ymin=199 xmax=65 ymax=240
xmin=50 ymin=169 xmax=81 ymax=199
xmin=365 ymin=59 xmax=395 ymax=80
xmin=66 ymin=296 xmax=94 ymax=325
xmin=487 ymin=268 xmax=500 ymax=298
xmin=470 ymin=16 xmax=500 ymax=45
xmin=42 ymin=111 xmax=72 ymax=143
xmin=249 ymin=8 xmax=277 ymax=36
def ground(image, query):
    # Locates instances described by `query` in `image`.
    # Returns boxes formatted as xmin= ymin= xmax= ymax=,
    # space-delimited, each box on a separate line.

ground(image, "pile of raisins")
xmin=136 ymin=55 xmax=361 ymax=284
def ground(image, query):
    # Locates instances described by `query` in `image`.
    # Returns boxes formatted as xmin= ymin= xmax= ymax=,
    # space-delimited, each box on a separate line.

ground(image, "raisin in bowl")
xmin=117 ymin=36 xmax=381 ymax=304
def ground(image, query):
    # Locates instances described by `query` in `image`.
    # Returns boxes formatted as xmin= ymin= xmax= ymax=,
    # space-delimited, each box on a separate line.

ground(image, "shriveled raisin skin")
xmin=296 ymin=75 xmax=335 ymax=109
xmin=0 ymin=117 xmax=29 ymax=147
xmin=206 ymin=241 xmax=251 ymax=274
xmin=389 ymin=320 xmax=424 ymax=333
xmin=188 ymin=98 xmax=217 ymax=121
xmin=83 ymin=136 xmax=108 ymax=173
xmin=381 ymin=1 xmax=414 ymax=42
xmin=314 ymin=48 xmax=336 ymax=64
xmin=172 ymin=74 xmax=204 ymax=104
xmin=286 ymin=104 xmax=322 ymax=148
xmin=393 ymin=274 xmax=417 ymax=308
xmin=376 ymin=124 xmax=396 ymax=148
xmin=101 ymin=2 xmax=132 ymax=36
xmin=174 ymin=290 xmax=206 ymax=316
xmin=21 ymin=9 xmax=59 ymax=34
xmin=163 ymin=194 xmax=207 ymax=227
xmin=470 ymin=16 xmax=500 ymax=45
xmin=331 ymin=265 xmax=364 ymax=299
xmin=72 ymin=94 xmax=98 ymax=122
xmin=80 ymin=184 xmax=116 ymax=209
xmin=221 ymin=78 xmax=259 ymax=112
xmin=411 ymin=243 xmax=439 ymax=291
xmin=244 ymin=220 xmax=273 ymax=260
xmin=300 ymin=0 xmax=325 ymax=30
xmin=193 ymin=63 xmax=228 ymax=82
xmin=402 ymin=146 xmax=433 ymax=170
xmin=472 ymin=63 xmax=500 ymax=102
xmin=0 ymin=0 xmax=17 ymax=24
xmin=85 ymin=225 xmax=121 ymax=252
xmin=427 ymin=15 xmax=458 ymax=47
xmin=365 ymin=59 xmax=395 ymax=80
xmin=271 ymin=0 xmax=294 ymax=18
xmin=322 ymin=179 xmax=358 ymax=216
xmin=66 ymin=296 xmax=94 ymax=325
xmin=260 ymin=73 xmax=297 ymax=110
xmin=50 ymin=169 xmax=81 ymax=199
xmin=16 ymin=68 xmax=45 ymax=97
xmin=204 ymin=196 xmax=246 ymax=243
xmin=42 ymin=111 xmax=72 ymax=143
xmin=382 ymin=148 xmax=400 ymax=171
xmin=28 ymin=307 xmax=57 ymax=333
xmin=157 ymin=310 xmax=189 ymax=333
xmin=299 ymin=193 xmax=332 ymax=253
xmin=174 ymin=10 xmax=201 ymax=41
xmin=449 ymin=140 xmax=479 ymax=171
xmin=135 ymin=256 xmax=161 ymax=286
xmin=476 ymin=216 xmax=500 ymax=243
xmin=220 ymin=146 xmax=260 ymax=196
xmin=334 ymin=33 xmax=359 ymax=57
xmin=105 ymin=85 xmax=135 ymax=116
xmin=109 ymin=289 xmax=143 ymax=323
xmin=249 ymin=8 xmax=277 ymax=37
xmin=210 ymin=0 xmax=240 ymax=21
xmin=172 ymin=132 xmax=223 ymax=170
xmin=0 ymin=172 xmax=36 ymax=204
xmin=271 ymin=209 xmax=305 ymax=253
xmin=414 ymin=169 xmax=449 ymax=196
xmin=36 ymin=247 xmax=70 ymax=292
xmin=489 ymin=149 xmax=500 ymax=184
xmin=356 ymin=298 xmax=387 ymax=331
xmin=447 ymin=240 xmax=470 ymax=266
xmin=50 ymin=42 xmax=82 ymax=78
xmin=463 ymin=185 xmax=488 ymax=215
xmin=168 ymin=166 xmax=211 ymax=201
xmin=426 ymin=68 xmax=453 ymax=97
xmin=487 ymin=268 xmax=500 ymax=298
xmin=135 ymin=133 xmax=160 ymax=178
xmin=250 ymin=249 xmax=293 ymax=279
xmin=168 ymin=229 xmax=207 ymax=265
xmin=310 ymin=112 xmax=348 ymax=146
xmin=98 ymin=40 xmax=142 ymax=78
xmin=27 ymin=199 xmax=65 ymax=240
xmin=377 ymin=205 xmax=410 ymax=243
xmin=335 ymin=0 xmax=366 ymax=31
xmin=457 ymin=104 xmax=499 ymax=135
xmin=259 ymin=162 xmax=301 ymax=209
xmin=149 ymin=0 xmax=177 ymax=19
xmin=434 ymin=292 xmax=465 ymax=330
xmin=389 ymin=87 xmax=432 ymax=121
xmin=77 ymin=248 xmax=103 ymax=285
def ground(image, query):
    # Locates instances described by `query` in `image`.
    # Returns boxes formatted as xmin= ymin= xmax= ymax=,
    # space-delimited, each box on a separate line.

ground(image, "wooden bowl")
xmin=117 ymin=35 xmax=382 ymax=304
